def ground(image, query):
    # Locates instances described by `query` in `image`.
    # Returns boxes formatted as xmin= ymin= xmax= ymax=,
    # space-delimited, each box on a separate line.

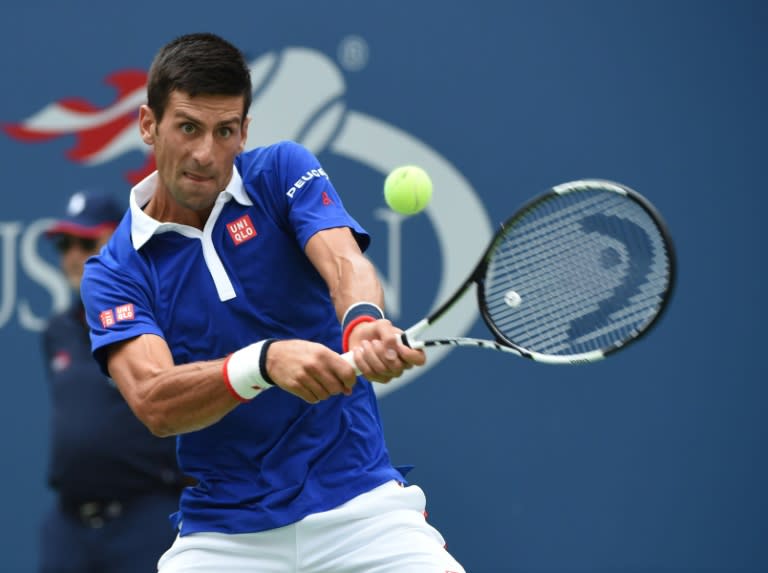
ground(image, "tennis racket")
xmin=344 ymin=178 xmax=675 ymax=366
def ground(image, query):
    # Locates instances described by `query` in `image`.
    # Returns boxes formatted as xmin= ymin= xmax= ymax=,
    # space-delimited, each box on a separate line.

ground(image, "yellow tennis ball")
xmin=384 ymin=165 xmax=433 ymax=215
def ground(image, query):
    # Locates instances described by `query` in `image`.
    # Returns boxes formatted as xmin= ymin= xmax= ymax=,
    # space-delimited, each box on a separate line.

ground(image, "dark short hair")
xmin=147 ymin=32 xmax=252 ymax=123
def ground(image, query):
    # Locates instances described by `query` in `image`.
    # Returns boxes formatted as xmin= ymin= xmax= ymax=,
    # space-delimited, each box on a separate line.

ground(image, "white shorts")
xmin=157 ymin=480 xmax=465 ymax=573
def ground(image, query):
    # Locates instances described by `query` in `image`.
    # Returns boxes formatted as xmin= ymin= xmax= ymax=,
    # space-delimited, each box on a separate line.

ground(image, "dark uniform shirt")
xmin=42 ymin=301 xmax=183 ymax=504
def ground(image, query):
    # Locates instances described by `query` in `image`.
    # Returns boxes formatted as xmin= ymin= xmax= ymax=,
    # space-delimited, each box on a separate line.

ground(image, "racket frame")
xmin=401 ymin=179 xmax=677 ymax=365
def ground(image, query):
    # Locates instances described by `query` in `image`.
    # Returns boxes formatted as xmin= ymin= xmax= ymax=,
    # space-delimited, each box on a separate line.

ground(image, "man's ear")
xmin=139 ymin=105 xmax=156 ymax=145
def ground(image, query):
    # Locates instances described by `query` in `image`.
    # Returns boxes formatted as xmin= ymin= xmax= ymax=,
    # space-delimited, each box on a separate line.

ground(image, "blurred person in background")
xmin=39 ymin=190 xmax=189 ymax=573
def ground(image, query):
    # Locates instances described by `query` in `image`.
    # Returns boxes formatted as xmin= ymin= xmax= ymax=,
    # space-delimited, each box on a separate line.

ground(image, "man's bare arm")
xmin=107 ymin=333 xmax=357 ymax=437
xmin=305 ymin=227 xmax=425 ymax=381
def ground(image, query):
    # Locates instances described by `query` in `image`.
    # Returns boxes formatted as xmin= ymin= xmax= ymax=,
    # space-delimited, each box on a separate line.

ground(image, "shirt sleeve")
xmin=81 ymin=247 xmax=165 ymax=376
xmin=272 ymin=141 xmax=370 ymax=252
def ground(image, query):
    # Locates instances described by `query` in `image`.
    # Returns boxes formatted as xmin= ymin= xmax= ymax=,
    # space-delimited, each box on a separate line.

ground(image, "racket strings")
xmin=483 ymin=189 xmax=672 ymax=356
xmin=488 ymin=194 xmax=625 ymax=344
xmin=497 ymin=206 xmax=667 ymax=352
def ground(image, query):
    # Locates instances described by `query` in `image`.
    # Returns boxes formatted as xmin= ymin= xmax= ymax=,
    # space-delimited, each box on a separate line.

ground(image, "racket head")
xmin=476 ymin=179 xmax=676 ymax=362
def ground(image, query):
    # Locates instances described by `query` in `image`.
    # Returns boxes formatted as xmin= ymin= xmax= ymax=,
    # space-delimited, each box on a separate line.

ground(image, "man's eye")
xmin=181 ymin=124 xmax=196 ymax=134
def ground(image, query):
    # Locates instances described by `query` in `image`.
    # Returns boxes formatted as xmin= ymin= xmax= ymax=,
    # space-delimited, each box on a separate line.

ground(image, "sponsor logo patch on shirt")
xmin=116 ymin=303 xmax=135 ymax=321
xmin=227 ymin=214 xmax=258 ymax=246
xmin=286 ymin=168 xmax=329 ymax=198
xmin=99 ymin=309 xmax=115 ymax=328
xmin=99 ymin=303 xmax=135 ymax=328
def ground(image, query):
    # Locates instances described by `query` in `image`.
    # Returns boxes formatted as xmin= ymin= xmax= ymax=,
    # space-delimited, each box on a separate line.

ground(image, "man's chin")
xmin=177 ymin=182 xmax=220 ymax=210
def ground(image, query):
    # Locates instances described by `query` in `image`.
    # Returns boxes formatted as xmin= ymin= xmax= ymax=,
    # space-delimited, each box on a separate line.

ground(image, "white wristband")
xmin=222 ymin=339 xmax=275 ymax=402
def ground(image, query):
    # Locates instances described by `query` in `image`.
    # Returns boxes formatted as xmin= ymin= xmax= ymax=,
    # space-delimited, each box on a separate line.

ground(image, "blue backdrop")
xmin=1 ymin=1 xmax=765 ymax=572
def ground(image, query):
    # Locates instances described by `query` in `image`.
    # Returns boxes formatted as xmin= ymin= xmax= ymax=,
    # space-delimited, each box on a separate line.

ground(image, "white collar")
xmin=130 ymin=166 xmax=252 ymax=249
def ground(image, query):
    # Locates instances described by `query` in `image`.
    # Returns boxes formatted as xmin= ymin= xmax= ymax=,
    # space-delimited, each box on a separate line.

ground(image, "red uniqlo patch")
xmin=115 ymin=304 xmax=135 ymax=321
xmin=99 ymin=309 xmax=115 ymax=328
xmin=227 ymin=214 xmax=257 ymax=245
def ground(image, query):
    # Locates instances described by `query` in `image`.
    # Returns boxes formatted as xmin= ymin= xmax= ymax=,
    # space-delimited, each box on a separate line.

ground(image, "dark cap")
xmin=46 ymin=190 xmax=124 ymax=238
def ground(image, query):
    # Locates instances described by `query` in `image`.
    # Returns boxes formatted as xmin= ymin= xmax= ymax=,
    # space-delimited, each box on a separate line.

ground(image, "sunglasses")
xmin=54 ymin=236 xmax=99 ymax=253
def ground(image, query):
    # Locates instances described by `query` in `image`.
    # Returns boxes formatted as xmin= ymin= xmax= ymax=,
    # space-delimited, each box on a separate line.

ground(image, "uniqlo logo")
xmin=227 ymin=215 xmax=257 ymax=245
xmin=99 ymin=309 xmax=115 ymax=328
xmin=115 ymin=304 xmax=135 ymax=321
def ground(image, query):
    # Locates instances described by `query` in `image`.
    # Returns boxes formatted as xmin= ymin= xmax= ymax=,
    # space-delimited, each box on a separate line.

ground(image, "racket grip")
xmin=340 ymin=350 xmax=361 ymax=375
xmin=400 ymin=331 xmax=425 ymax=350
xmin=340 ymin=332 xmax=423 ymax=375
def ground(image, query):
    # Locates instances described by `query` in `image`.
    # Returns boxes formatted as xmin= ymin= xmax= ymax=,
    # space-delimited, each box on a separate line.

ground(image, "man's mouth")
xmin=185 ymin=171 xmax=212 ymax=182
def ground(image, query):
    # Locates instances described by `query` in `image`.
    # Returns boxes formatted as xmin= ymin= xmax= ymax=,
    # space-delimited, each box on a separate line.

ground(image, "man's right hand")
xmin=265 ymin=340 xmax=358 ymax=403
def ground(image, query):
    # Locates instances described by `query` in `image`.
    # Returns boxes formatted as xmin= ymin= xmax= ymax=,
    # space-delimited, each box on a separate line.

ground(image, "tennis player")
xmin=80 ymin=33 xmax=465 ymax=572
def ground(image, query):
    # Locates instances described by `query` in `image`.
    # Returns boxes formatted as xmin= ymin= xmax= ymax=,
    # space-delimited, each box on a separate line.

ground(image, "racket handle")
xmin=340 ymin=350 xmax=361 ymax=375
xmin=339 ymin=332 xmax=425 ymax=375
xmin=401 ymin=331 xmax=425 ymax=350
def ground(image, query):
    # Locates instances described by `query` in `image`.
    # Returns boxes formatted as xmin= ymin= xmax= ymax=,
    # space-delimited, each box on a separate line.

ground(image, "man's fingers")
xmin=352 ymin=339 xmax=419 ymax=383
xmin=268 ymin=340 xmax=356 ymax=402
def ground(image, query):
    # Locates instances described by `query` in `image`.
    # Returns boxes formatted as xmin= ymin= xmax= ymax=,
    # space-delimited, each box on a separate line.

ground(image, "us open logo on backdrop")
xmin=4 ymin=44 xmax=491 ymax=396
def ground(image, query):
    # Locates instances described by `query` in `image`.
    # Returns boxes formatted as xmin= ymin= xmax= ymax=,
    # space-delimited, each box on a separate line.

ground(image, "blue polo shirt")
xmin=81 ymin=141 xmax=402 ymax=534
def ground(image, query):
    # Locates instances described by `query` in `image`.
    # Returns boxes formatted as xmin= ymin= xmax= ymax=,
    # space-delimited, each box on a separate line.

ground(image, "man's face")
xmin=55 ymin=231 xmax=112 ymax=292
xmin=139 ymin=91 xmax=249 ymax=212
